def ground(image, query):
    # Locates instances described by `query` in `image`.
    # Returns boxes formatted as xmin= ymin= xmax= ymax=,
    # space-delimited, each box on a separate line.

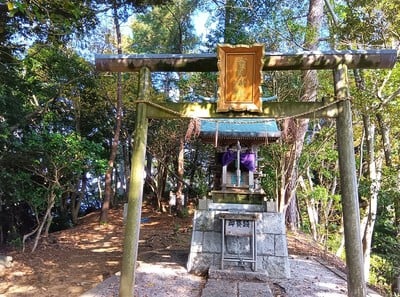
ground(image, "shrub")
xmin=369 ymin=254 xmax=395 ymax=294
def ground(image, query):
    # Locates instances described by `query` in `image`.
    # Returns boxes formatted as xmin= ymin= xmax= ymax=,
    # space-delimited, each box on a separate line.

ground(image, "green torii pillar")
xmin=335 ymin=64 xmax=366 ymax=296
xmin=95 ymin=49 xmax=398 ymax=297
xmin=119 ymin=68 xmax=150 ymax=297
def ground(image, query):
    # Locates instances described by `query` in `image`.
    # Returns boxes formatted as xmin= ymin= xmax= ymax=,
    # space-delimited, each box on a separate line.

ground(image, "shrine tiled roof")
xmin=199 ymin=119 xmax=281 ymax=143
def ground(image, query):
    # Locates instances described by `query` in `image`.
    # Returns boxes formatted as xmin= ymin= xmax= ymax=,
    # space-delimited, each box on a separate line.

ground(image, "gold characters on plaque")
xmin=232 ymin=56 xmax=249 ymax=101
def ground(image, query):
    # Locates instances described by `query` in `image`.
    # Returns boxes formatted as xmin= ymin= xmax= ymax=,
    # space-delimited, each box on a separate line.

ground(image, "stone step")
xmin=200 ymin=278 xmax=273 ymax=297
xmin=208 ymin=265 xmax=269 ymax=282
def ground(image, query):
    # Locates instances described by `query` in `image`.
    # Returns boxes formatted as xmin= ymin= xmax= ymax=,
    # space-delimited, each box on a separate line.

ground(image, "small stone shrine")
xmin=186 ymin=118 xmax=290 ymax=278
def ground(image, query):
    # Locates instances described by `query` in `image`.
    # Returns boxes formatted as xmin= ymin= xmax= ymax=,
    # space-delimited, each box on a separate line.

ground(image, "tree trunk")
xmin=396 ymin=170 xmax=400 ymax=236
xmin=157 ymin=162 xmax=168 ymax=211
xmin=98 ymin=177 xmax=103 ymax=202
xmin=361 ymin=114 xmax=382 ymax=282
xmin=43 ymin=212 xmax=53 ymax=236
xmin=31 ymin=190 xmax=56 ymax=252
xmin=376 ymin=112 xmax=392 ymax=166
xmin=175 ymin=137 xmax=185 ymax=213
xmin=123 ymin=137 xmax=131 ymax=201
xmin=306 ymin=198 xmax=318 ymax=241
xmin=335 ymin=219 xmax=345 ymax=257
xmin=299 ymin=174 xmax=318 ymax=240
xmin=188 ymin=140 xmax=200 ymax=187
xmin=282 ymin=119 xmax=307 ymax=230
xmin=281 ymin=0 xmax=323 ymax=230
xmin=100 ymin=2 xmax=123 ymax=223
xmin=71 ymin=173 xmax=88 ymax=224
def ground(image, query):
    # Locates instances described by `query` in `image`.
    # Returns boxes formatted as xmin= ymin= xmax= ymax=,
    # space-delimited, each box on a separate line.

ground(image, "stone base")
xmin=186 ymin=206 xmax=290 ymax=278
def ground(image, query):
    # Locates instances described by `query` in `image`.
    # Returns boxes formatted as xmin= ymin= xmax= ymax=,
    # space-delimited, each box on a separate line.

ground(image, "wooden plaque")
xmin=217 ymin=44 xmax=264 ymax=112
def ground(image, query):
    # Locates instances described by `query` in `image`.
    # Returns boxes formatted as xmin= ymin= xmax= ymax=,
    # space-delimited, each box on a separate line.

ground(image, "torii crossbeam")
xmin=96 ymin=49 xmax=396 ymax=72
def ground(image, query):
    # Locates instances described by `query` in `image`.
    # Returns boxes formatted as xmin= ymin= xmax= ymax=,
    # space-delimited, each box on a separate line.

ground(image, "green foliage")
xmin=6 ymin=0 xmax=98 ymax=44
xmin=302 ymin=125 xmax=338 ymax=180
xmin=129 ymin=0 xmax=199 ymax=54
xmin=325 ymin=232 xmax=343 ymax=255
xmin=369 ymin=254 xmax=396 ymax=294
xmin=200 ymin=0 xmax=310 ymax=50
xmin=1 ymin=129 xmax=105 ymax=235
xmin=369 ymin=188 xmax=400 ymax=293
xmin=280 ymin=6 xmax=308 ymax=48
xmin=177 ymin=207 xmax=189 ymax=218
xmin=180 ymin=72 xmax=218 ymax=101
xmin=334 ymin=0 xmax=399 ymax=47
xmin=185 ymin=141 xmax=214 ymax=198
xmin=8 ymin=236 xmax=23 ymax=250
xmin=258 ymin=142 xmax=287 ymax=199
xmin=291 ymin=122 xmax=343 ymax=246
xmin=299 ymin=184 xmax=342 ymax=243
xmin=309 ymin=185 xmax=328 ymax=201
xmin=49 ymin=211 xmax=74 ymax=232
xmin=22 ymin=131 xmax=105 ymax=176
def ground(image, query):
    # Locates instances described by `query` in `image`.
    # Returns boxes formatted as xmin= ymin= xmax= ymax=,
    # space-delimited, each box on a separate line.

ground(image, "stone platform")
xmin=186 ymin=203 xmax=290 ymax=278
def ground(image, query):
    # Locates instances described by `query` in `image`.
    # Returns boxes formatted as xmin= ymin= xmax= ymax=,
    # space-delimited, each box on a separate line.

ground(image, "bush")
xmin=50 ymin=211 xmax=73 ymax=232
xmin=369 ymin=254 xmax=395 ymax=294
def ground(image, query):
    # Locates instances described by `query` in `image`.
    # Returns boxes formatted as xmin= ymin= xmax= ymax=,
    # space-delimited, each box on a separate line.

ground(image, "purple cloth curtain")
xmin=222 ymin=151 xmax=255 ymax=172
xmin=222 ymin=150 xmax=236 ymax=166
xmin=240 ymin=152 xmax=255 ymax=172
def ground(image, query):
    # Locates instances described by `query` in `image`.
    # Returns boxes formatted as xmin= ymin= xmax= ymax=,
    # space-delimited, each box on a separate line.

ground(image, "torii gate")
xmin=95 ymin=49 xmax=397 ymax=297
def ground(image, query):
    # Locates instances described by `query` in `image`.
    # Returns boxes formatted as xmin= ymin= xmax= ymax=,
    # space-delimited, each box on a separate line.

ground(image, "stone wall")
xmin=186 ymin=208 xmax=290 ymax=278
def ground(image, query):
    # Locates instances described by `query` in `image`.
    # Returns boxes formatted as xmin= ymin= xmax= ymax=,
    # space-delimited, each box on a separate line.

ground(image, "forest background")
xmin=1 ymin=0 xmax=400 ymax=294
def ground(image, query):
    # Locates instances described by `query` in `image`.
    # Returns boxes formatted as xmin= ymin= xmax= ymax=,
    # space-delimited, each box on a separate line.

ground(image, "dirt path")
xmin=0 ymin=204 xmax=193 ymax=297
